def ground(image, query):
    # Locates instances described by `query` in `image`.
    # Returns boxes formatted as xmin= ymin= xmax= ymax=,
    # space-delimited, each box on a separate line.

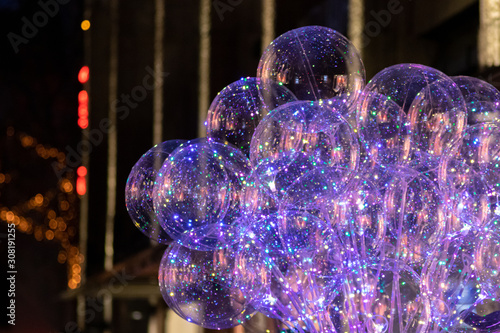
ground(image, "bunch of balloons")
xmin=125 ymin=26 xmax=500 ymax=332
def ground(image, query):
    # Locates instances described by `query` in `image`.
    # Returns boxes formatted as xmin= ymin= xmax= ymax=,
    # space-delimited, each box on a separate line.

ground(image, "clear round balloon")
xmin=383 ymin=166 xmax=445 ymax=267
xmin=452 ymin=76 xmax=500 ymax=127
xmin=206 ymin=77 xmax=296 ymax=154
xmin=406 ymin=78 xmax=466 ymax=170
xmin=159 ymin=242 xmax=263 ymax=330
xmin=257 ymin=25 xmax=365 ymax=104
xmin=439 ymin=123 xmax=500 ymax=230
xmin=365 ymin=63 xmax=458 ymax=113
xmin=125 ymin=140 xmax=186 ymax=244
xmin=245 ymin=211 xmax=342 ymax=331
xmin=243 ymin=213 xmax=300 ymax=323
xmin=338 ymin=260 xmax=430 ymax=333
xmin=327 ymin=175 xmax=385 ymax=261
xmin=154 ymin=138 xmax=251 ymax=250
xmin=250 ymin=100 xmax=359 ymax=205
xmin=420 ymin=234 xmax=475 ymax=331
xmin=356 ymin=90 xmax=409 ymax=169
xmin=474 ymin=221 xmax=500 ymax=299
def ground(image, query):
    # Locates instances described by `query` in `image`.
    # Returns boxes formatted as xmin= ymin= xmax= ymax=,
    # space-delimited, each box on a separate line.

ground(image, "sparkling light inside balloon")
xmin=250 ymin=100 xmax=359 ymax=206
xmin=154 ymin=139 xmax=251 ymax=250
xmin=453 ymin=76 xmax=500 ymax=126
xmin=257 ymin=25 xmax=365 ymax=104
xmin=159 ymin=243 xmax=261 ymax=329
xmin=125 ymin=140 xmax=185 ymax=244
xmin=206 ymin=77 xmax=296 ymax=154
xmin=121 ymin=25 xmax=500 ymax=333
xmin=439 ymin=123 xmax=500 ymax=230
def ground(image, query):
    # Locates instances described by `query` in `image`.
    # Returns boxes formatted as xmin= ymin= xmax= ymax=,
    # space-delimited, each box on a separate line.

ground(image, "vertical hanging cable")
xmin=151 ymin=0 xmax=165 ymax=244
xmin=105 ymin=0 xmax=118 ymax=275
xmin=261 ymin=0 xmax=276 ymax=53
xmin=198 ymin=0 xmax=211 ymax=137
xmin=103 ymin=0 xmax=119 ymax=330
xmin=348 ymin=0 xmax=364 ymax=56
xmin=153 ymin=0 xmax=165 ymax=144
xmin=479 ymin=0 xmax=500 ymax=69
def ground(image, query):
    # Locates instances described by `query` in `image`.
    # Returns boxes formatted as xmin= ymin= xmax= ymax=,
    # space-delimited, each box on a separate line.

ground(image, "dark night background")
xmin=0 ymin=0 xmax=495 ymax=332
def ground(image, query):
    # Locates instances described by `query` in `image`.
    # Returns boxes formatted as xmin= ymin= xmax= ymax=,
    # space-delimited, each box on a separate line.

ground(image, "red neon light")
xmin=77 ymin=166 xmax=87 ymax=177
xmin=78 ymin=66 xmax=89 ymax=84
xmin=76 ymin=177 xmax=86 ymax=195
xmin=78 ymin=105 xmax=88 ymax=118
xmin=78 ymin=118 xmax=88 ymax=129
xmin=78 ymin=90 xmax=88 ymax=103
xmin=78 ymin=89 xmax=89 ymax=129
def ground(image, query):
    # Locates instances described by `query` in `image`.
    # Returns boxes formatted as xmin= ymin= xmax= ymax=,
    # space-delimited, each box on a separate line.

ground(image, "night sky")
xmin=0 ymin=0 xmax=83 ymax=330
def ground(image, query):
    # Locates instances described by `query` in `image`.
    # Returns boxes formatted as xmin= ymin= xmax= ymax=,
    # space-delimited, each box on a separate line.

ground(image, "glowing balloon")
xmin=159 ymin=242 xmax=262 ymax=329
xmin=383 ymin=167 xmax=445 ymax=267
xmin=439 ymin=123 xmax=500 ymax=230
xmin=257 ymin=25 xmax=365 ymax=104
xmin=406 ymin=79 xmax=466 ymax=170
xmin=474 ymin=220 xmax=500 ymax=299
xmin=452 ymin=76 xmax=500 ymax=126
xmin=125 ymin=140 xmax=186 ymax=243
xmin=154 ymin=139 xmax=251 ymax=250
xmin=206 ymin=77 xmax=296 ymax=154
xmin=365 ymin=64 xmax=454 ymax=113
xmin=356 ymin=90 xmax=409 ymax=168
xmin=250 ymin=100 xmax=359 ymax=205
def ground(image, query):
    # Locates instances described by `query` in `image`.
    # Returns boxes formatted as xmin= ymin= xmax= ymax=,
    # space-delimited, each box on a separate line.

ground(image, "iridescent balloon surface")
xmin=439 ymin=123 xmax=500 ymax=230
xmin=250 ymin=100 xmax=359 ymax=206
xmin=154 ymin=138 xmax=251 ymax=250
xmin=123 ymin=25 xmax=500 ymax=332
xmin=159 ymin=242 xmax=262 ymax=329
xmin=206 ymin=77 xmax=296 ymax=154
xmin=257 ymin=25 xmax=365 ymax=104
xmin=125 ymin=140 xmax=185 ymax=243
xmin=453 ymin=76 xmax=500 ymax=126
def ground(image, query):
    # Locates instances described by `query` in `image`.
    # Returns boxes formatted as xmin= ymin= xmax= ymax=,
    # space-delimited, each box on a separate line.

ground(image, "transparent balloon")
xmin=257 ymin=25 xmax=365 ymax=104
xmin=452 ymin=76 xmax=500 ymax=126
xmin=356 ymin=90 xmax=409 ymax=169
xmin=159 ymin=242 xmax=263 ymax=330
xmin=336 ymin=260 xmax=430 ymax=333
xmin=327 ymin=176 xmax=385 ymax=261
xmin=406 ymin=79 xmax=466 ymax=170
xmin=383 ymin=167 xmax=445 ymax=267
xmin=206 ymin=77 xmax=296 ymax=154
xmin=154 ymin=139 xmax=251 ymax=250
xmin=250 ymin=100 xmax=359 ymax=206
xmin=125 ymin=140 xmax=186 ymax=244
xmin=365 ymin=64 xmax=456 ymax=113
xmin=474 ymin=220 xmax=500 ymax=299
xmin=439 ymin=123 xmax=500 ymax=231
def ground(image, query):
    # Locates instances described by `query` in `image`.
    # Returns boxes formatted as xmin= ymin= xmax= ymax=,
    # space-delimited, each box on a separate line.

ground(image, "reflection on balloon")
xmin=257 ymin=25 xmax=365 ymax=104
xmin=123 ymin=25 xmax=500 ymax=333
xmin=125 ymin=140 xmax=185 ymax=244
xmin=207 ymin=77 xmax=296 ymax=154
